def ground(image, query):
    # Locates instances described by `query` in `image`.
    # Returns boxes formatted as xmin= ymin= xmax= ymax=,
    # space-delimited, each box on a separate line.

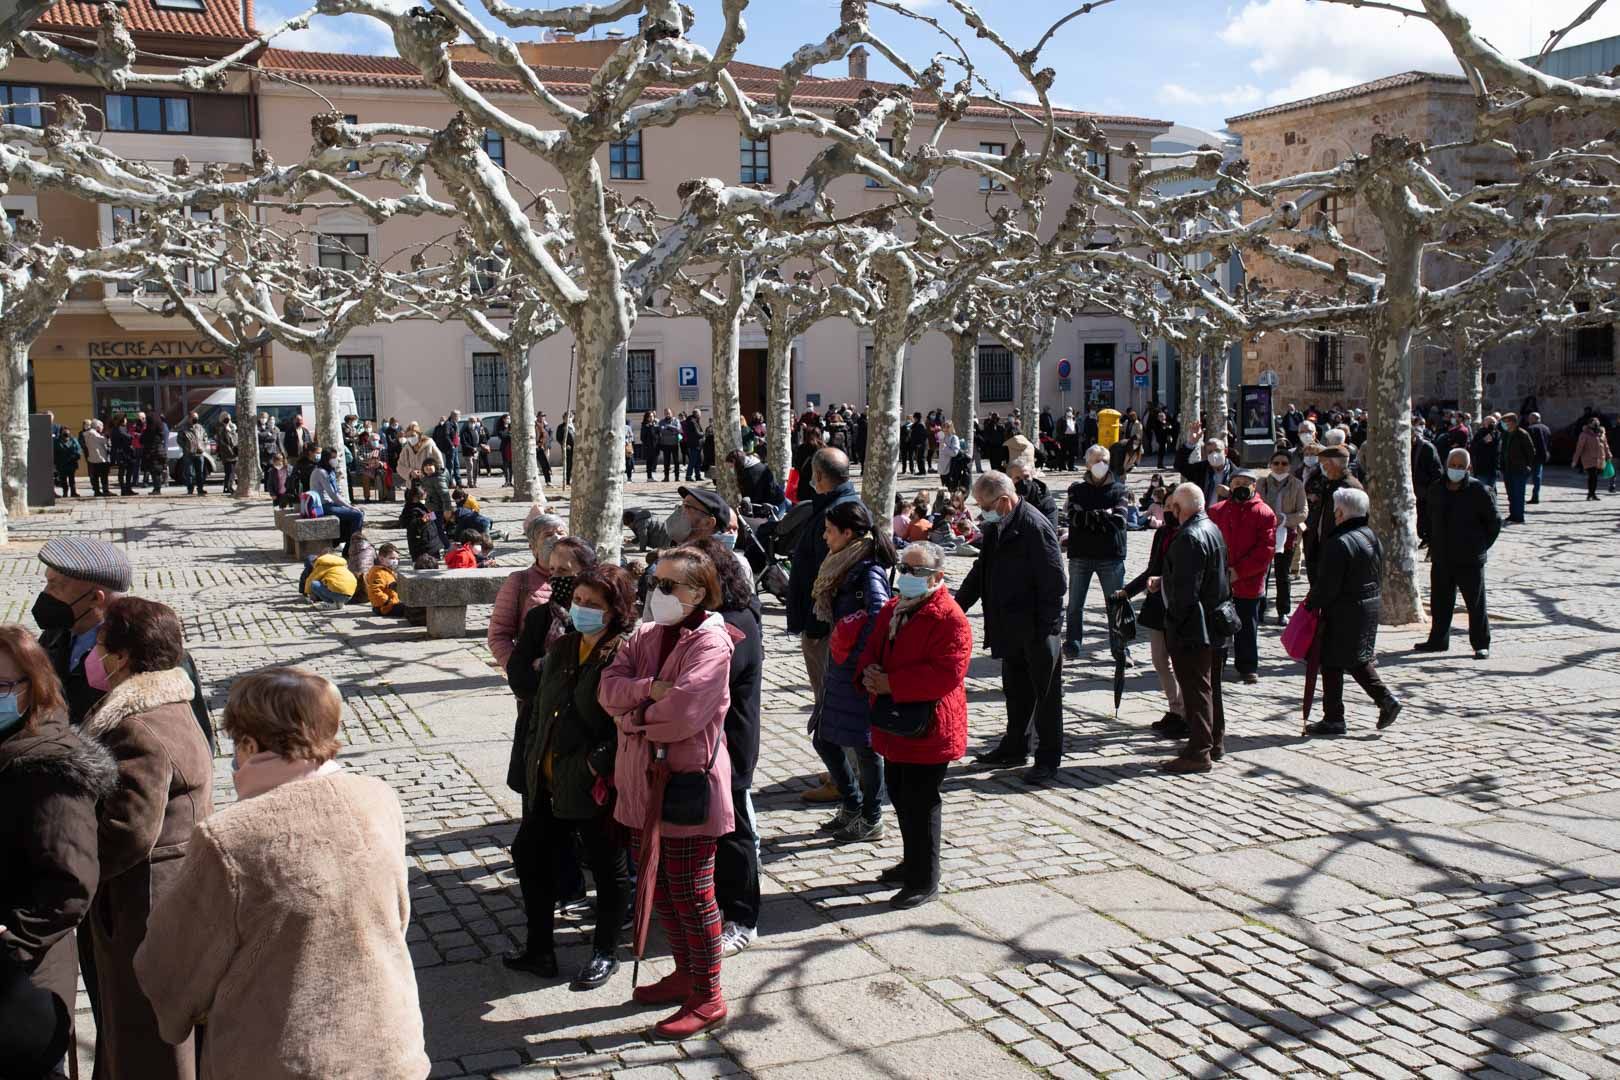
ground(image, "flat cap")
xmin=39 ymin=537 xmax=132 ymax=592
xmin=1232 ymin=468 xmax=1259 ymax=481
xmin=678 ymin=486 xmax=730 ymax=524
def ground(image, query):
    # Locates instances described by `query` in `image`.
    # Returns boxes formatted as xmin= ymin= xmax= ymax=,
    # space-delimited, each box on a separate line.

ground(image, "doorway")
xmin=739 ymin=348 xmax=768 ymax=420
xmin=1083 ymin=342 xmax=1116 ymax=410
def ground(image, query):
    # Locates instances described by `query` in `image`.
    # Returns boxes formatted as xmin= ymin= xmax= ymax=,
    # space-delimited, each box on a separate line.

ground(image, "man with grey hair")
xmin=1061 ymin=443 xmax=1131 ymax=663
xmin=1158 ymin=482 xmax=1231 ymax=774
xmin=1305 ymin=487 xmax=1401 ymax=735
xmin=1416 ymin=446 xmax=1500 ymax=660
xmin=1175 ymin=419 xmax=1234 ymax=507
xmin=956 ymin=470 xmax=1067 ymax=784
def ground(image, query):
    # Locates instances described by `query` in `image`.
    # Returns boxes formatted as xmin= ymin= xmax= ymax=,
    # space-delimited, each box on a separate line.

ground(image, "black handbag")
xmin=661 ymin=728 xmax=723 ymax=826
xmin=1211 ymin=598 xmax=1242 ymax=637
xmin=870 ymin=694 xmax=934 ymax=738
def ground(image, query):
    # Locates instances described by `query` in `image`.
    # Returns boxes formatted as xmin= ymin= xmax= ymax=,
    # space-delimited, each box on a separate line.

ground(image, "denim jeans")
xmin=1531 ymin=463 xmax=1544 ymax=501
xmin=686 ymin=444 xmax=703 ymax=481
xmin=308 ymin=580 xmax=345 ymax=604
xmin=1504 ymin=467 xmax=1529 ymax=522
xmin=1232 ymin=597 xmax=1264 ymax=675
xmin=446 ymin=449 xmax=463 ymax=484
xmin=1065 ymin=557 xmax=1126 ymax=650
xmin=813 ymin=734 xmax=885 ymax=824
xmin=182 ymin=454 xmax=205 ymax=493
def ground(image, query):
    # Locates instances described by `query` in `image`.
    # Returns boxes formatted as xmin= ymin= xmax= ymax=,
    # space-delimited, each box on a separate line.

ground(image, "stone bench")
xmin=274 ymin=509 xmax=340 ymax=559
xmin=395 ymin=567 xmax=511 ymax=638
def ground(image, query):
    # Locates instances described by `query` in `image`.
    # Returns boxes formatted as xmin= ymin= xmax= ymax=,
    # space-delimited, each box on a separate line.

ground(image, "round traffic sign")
xmin=1056 ymin=358 xmax=1072 ymax=379
xmin=1131 ymin=354 xmax=1150 ymax=376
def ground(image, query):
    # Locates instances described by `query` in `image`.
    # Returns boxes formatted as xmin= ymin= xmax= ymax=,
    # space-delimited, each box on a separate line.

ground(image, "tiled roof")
xmin=258 ymin=48 xmax=1170 ymax=127
xmin=33 ymin=0 xmax=254 ymax=43
xmin=1226 ymin=71 xmax=1470 ymax=125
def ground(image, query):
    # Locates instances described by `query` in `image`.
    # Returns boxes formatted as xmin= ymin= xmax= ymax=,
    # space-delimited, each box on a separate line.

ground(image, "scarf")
xmin=889 ymin=584 xmax=939 ymax=640
xmin=812 ymin=537 xmax=873 ymax=626
xmin=233 ymin=751 xmax=342 ymax=800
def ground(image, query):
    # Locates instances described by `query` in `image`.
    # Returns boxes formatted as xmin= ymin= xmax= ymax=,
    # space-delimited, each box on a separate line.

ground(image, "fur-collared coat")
xmin=136 ymin=771 xmax=429 ymax=1080
xmin=83 ymin=667 xmax=214 ymax=1080
xmin=0 ymin=711 xmax=118 ymax=1070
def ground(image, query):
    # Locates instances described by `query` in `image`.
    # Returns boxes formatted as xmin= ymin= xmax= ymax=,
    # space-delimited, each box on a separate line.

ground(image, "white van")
xmin=167 ymin=386 xmax=359 ymax=483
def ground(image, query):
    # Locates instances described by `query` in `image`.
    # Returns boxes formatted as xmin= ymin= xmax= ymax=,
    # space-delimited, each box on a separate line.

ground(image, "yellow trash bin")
xmin=1098 ymin=408 xmax=1121 ymax=448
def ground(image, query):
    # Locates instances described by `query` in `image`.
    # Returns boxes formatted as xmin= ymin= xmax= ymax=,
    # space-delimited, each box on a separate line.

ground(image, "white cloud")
xmin=256 ymin=0 xmax=403 ymax=55
xmin=1157 ymin=82 xmax=1264 ymax=109
xmin=1221 ymin=0 xmax=1620 ymax=90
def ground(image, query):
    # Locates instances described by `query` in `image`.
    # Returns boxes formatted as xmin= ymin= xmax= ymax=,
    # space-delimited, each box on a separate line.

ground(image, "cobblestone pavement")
xmin=12 ymin=466 xmax=1619 ymax=1078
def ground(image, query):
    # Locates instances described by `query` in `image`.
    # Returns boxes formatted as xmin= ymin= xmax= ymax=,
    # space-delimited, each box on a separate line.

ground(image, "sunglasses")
xmin=897 ymin=564 xmax=937 ymax=578
xmin=650 ymin=577 xmax=689 ymax=595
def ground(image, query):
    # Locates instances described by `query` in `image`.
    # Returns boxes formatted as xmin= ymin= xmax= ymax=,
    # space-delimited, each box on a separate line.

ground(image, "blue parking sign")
xmin=678 ymin=365 xmax=699 ymax=388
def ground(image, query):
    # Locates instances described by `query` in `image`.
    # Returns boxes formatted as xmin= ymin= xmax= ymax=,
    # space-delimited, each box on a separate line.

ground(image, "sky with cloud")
xmin=251 ymin=0 xmax=1620 ymax=134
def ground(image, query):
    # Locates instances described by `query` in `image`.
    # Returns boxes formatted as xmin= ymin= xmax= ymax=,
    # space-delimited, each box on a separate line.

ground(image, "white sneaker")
xmin=719 ymin=921 xmax=757 ymax=956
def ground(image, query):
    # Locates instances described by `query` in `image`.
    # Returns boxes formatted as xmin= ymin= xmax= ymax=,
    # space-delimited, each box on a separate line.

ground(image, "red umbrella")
xmin=631 ymin=744 xmax=670 ymax=988
xmin=1301 ymin=629 xmax=1323 ymax=735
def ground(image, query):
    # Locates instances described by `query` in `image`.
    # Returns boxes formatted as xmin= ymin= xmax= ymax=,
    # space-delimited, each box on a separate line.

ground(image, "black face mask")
xmin=1232 ymin=486 xmax=1254 ymax=501
xmin=550 ymin=575 xmax=577 ymax=609
xmin=33 ymin=588 xmax=89 ymax=631
xmin=1014 ymin=479 xmax=1032 ymax=497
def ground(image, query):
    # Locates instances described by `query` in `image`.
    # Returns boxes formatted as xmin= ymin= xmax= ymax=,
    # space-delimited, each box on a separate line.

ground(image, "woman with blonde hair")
xmin=135 ymin=667 xmax=428 ymax=1079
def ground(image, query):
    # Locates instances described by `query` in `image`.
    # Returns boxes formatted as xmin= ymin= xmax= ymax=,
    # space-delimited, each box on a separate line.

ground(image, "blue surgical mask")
xmin=0 ymin=693 xmax=23 ymax=738
xmin=1446 ymin=467 xmax=1468 ymax=482
xmin=569 ymin=603 xmax=607 ymax=635
xmin=717 ymin=532 xmax=737 ymax=550
xmin=894 ymin=573 xmax=933 ymax=599
xmin=979 ymin=507 xmax=1002 ymax=525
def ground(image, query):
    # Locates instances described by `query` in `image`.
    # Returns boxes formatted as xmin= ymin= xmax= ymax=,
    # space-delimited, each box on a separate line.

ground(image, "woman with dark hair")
xmin=812 ymin=500 xmax=896 ymax=844
xmin=504 ymin=564 xmax=637 ymax=990
xmin=640 ymin=411 xmax=658 ymax=481
xmin=81 ymin=597 xmax=212 ymax=1080
xmin=309 ymin=446 xmax=366 ymax=543
xmin=0 ymin=625 xmax=117 ymax=1078
xmin=599 ymin=547 xmax=735 ymax=1040
xmin=690 ymin=536 xmax=764 ymax=956
xmin=507 ymin=537 xmax=599 ymax=704
xmin=791 ymin=428 xmax=825 ymax=503
xmin=135 ymin=667 xmax=428 ymax=1079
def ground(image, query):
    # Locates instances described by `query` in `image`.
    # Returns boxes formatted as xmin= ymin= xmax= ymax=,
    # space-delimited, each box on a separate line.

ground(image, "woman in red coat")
xmin=854 ymin=540 xmax=971 ymax=910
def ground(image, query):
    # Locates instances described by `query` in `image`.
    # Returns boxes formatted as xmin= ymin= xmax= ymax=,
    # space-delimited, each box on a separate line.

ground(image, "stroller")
xmin=744 ymin=497 xmax=811 ymax=603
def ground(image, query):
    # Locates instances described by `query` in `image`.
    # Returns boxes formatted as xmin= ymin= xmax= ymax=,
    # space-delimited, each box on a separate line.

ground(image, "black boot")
xmin=571 ymin=950 xmax=620 ymax=990
xmin=502 ymin=947 xmax=558 ymax=978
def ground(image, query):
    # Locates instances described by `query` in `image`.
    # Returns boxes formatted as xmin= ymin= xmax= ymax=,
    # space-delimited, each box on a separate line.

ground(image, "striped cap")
xmin=39 ymin=537 xmax=133 ymax=592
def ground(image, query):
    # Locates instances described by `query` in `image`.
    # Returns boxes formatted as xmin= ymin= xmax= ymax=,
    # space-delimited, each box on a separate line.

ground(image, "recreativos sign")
xmin=87 ymin=340 xmax=225 ymax=358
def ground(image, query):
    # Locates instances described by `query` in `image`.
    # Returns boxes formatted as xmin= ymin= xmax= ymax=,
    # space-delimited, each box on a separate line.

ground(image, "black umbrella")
xmin=1107 ymin=595 xmax=1139 ymax=720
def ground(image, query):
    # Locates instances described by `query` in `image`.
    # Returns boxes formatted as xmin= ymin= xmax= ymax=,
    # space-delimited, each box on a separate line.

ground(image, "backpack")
xmin=299 ymin=490 xmax=325 ymax=518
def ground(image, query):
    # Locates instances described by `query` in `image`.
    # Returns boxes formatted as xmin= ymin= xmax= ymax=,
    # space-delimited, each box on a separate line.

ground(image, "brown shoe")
xmin=1160 ymin=755 xmax=1213 ymax=775
xmin=800 ymin=777 xmax=841 ymax=803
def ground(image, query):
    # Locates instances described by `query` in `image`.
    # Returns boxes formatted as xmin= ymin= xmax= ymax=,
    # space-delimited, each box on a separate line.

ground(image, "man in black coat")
xmin=1304 ymin=445 xmax=1359 ymax=581
xmin=1411 ymin=429 xmax=1444 ymax=547
xmin=786 ymin=448 xmax=860 ymax=792
xmin=1159 ymin=482 xmax=1232 ymax=774
xmin=1174 ymin=420 xmax=1234 ymax=507
xmin=1417 ymin=447 xmax=1501 ymax=660
xmin=1526 ymin=411 xmax=1552 ymax=504
xmin=955 ymin=471 xmax=1067 ymax=785
xmin=1060 ymin=445 xmax=1130 ymax=662
xmin=1305 ymin=488 xmax=1401 ymax=736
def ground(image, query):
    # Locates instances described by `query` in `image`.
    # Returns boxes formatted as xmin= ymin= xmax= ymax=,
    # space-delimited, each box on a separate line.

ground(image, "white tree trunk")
xmin=1365 ymin=205 xmax=1424 ymax=626
xmin=233 ymin=346 xmax=259 ymax=497
xmin=310 ymin=345 xmax=346 ymax=491
xmin=1017 ymin=313 xmax=1053 ymax=435
xmin=862 ymin=325 xmax=907 ymax=534
xmin=505 ymin=342 xmax=543 ymax=504
xmin=1459 ymin=349 xmax=1484 ymax=422
xmin=709 ymin=309 xmax=743 ymax=507
xmin=950 ymin=328 xmax=977 ymax=472
xmin=570 ymin=318 xmax=629 ymax=562
xmin=1210 ymin=340 xmax=1231 ymax=443
xmin=2 ymin=339 xmax=30 ymax=518
xmin=765 ymin=325 xmax=793 ymax=484
xmin=1177 ymin=339 xmax=1201 ymax=437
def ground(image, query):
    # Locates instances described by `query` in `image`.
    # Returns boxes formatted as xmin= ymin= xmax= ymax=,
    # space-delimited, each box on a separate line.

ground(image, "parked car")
xmin=167 ymin=386 xmax=361 ymax=485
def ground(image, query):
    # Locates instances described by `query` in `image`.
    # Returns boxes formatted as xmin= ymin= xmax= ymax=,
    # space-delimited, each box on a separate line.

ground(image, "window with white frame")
xmin=472 ymin=353 xmax=509 ymax=412
xmin=153 ymin=0 xmax=206 ymax=11
xmin=978 ymin=344 xmax=1014 ymax=403
xmin=627 ymin=349 xmax=657 ymax=412
xmin=0 ymin=84 xmax=43 ymax=127
xmin=740 ymin=135 xmax=771 ymax=185
xmin=186 ymin=209 xmax=216 ymax=294
xmin=1085 ymin=149 xmax=1109 ymax=179
xmin=979 ymin=142 xmax=1006 ymax=191
xmin=867 ymin=136 xmax=893 ymax=188
xmin=106 ymin=93 xmax=189 ymax=133
xmin=337 ymin=355 xmax=376 ymax=421
xmin=610 ymin=131 xmax=643 ymax=180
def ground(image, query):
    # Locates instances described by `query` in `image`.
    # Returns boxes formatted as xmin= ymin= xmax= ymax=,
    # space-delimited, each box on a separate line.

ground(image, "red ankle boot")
xmin=631 ymin=970 xmax=692 ymax=1007
xmin=653 ymin=993 xmax=727 ymax=1040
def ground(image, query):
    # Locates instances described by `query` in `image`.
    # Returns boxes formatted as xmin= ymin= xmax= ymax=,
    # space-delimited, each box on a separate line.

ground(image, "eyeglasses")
xmin=0 ymin=676 xmax=31 ymax=695
xmin=650 ymin=577 xmax=689 ymax=595
xmin=897 ymin=564 xmax=937 ymax=578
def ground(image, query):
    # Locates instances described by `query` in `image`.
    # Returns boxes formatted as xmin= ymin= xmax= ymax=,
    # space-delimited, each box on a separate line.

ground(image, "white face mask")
xmin=406 ymin=433 xmax=420 ymax=445
xmin=1270 ymin=466 xmax=1289 ymax=479
xmin=648 ymin=588 xmax=688 ymax=626
xmin=1446 ymin=467 xmax=1468 ymax=482
xmin=1207 ymin=452 xmax=1226 ymax=470
xmin=1089 ymin=461 xmax=1110 ymax=480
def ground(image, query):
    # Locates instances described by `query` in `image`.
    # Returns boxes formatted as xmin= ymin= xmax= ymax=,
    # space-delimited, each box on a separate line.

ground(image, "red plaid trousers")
xmin=631 ymin=833 xmax=723 ymax=998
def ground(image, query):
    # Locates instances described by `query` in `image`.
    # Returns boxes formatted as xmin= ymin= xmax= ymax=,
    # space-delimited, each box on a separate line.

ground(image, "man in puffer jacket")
xmin=1208 ymin=470 xmax=1277 ymax=684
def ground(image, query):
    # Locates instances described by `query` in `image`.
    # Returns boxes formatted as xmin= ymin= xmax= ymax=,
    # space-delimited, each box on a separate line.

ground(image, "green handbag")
xmin=1602 ymin=460 xmax=1615 ymax=480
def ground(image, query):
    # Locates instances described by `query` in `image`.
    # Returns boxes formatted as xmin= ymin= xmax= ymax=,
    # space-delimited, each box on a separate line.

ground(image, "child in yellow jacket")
xmin=301 ymin=551 xmax=357 ymax=609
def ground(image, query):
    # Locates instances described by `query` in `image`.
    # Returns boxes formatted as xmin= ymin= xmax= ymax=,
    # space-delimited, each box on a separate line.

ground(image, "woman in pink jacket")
xmin=1572 ymin=416 xmax=1612 ymax=501
xmin=599 ymin=546 xmax=734 ymax=1041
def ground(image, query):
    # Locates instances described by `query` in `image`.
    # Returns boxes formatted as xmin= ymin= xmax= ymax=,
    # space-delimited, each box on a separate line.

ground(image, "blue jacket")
xmin=786 ymin=481 xmax=861 ymax=636
xmin=817 ymin=558 xmax=890 ymax=748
